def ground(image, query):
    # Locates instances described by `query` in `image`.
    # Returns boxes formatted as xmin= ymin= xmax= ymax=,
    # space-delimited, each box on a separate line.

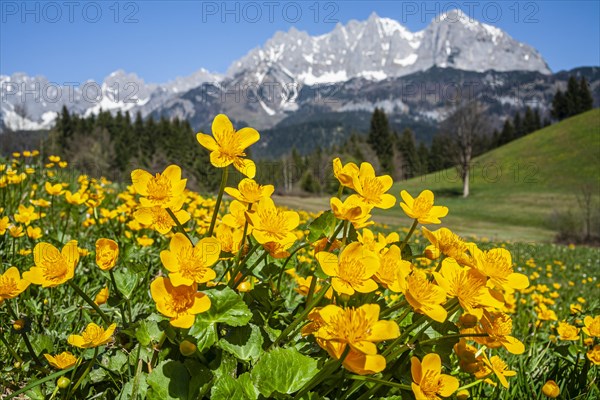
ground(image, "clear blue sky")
xmin=1 ymin=1 xmax=599 ymax=83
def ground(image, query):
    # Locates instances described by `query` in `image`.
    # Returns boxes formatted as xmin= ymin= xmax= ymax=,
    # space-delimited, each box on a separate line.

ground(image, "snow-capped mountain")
xmin=228 ymin=10 xmax=549 ymax=84
xmin=0 ymin=69 xmax=222 ymax=131
xmin=0 ymin=10 xmax=553 ymax=132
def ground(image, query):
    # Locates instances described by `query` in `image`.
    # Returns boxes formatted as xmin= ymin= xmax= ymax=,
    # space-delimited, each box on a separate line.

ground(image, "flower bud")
xmin=57 ymin=377 xmax=71 ymax=390
xmin=179 ymin=340 xmax=197 ymax=356
xmin=456 ymin=389 xmax=470 ymax=400
xmin=13 ymin=319 xmax=25 ymax=331
xmin=542 ymin=380 xmax=560 ymax=398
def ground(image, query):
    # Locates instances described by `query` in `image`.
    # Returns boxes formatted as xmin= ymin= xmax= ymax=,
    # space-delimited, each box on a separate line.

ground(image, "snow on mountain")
xmin=0 ymin=68 xmax=222 ymax=131
xmin=227 ymin=10 xmax=550 ymax=86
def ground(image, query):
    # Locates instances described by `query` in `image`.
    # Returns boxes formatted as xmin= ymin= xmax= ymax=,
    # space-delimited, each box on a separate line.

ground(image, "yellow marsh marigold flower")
xmin=8 ymin=224 xmax=24 ymax=238
xmin=587 ymin=345 xmax=600 ymax=365
xmin=65 ymin=190 xmax=89 ymax=206
xmin=583 ymin=315 xmax=600 ymax=337
xmin=94 ymin=286 xmax=109 ymax=305
xmin=309 ymin=304 xmax=399 ymax=375
xmin=26 ymin=226 xmax=43 ymax=240
xmin=330 ymin=196 xmax=373 ymax=229
xmin=45 ymin=182 xmax=64 ymax=196
xmin=332 ymin=157 xmax=359 ymax=190
xmin=482 ymin=353 xmax=516 ymax=388
xmin=433 ymin=259 xmax=503 ymax=320
xmin=44 ymin=351 xmax=78 ymax=369
xmin=536 ymin=303 xmax=558 ymax=321
xmin=0 ymin=216 xmax=9 ymax=234
xmin=411 ymin=353 xmax=459 ymax=400
xmin=214 ymin=224 xmax=241 ymax=254
xmin=475 ymin=311 xmax=525 ymax=354
xmin=405 ymin=269 xmax=447 ymax=323
xmin=196 ymin=114 xmax=260 ymax=178
xmin=23 ymin=241 xmax=79 ymax=287
xmin=316 ymin=242 xmax=380 ymax=295
xmin=131 ymin=165 xmax=187 ymax=209
xmin=134 ymin=206 xmax=191 ymax=235
xmin=68 ymin=322 xmax=117 ymax=348
xmin=0 ymin=267 xmax=31 ymax=305
xmin=96 ymin=238 xmax=119 ymax=271
xmin=374 ymin=245 xmax=412 ymax=293
xmin=472 ymin=247 xmax=529 ymax=292
xmin=14 ymin=204 xmax=40 ymax=225
xmin=542 ymin=380 xmax=560 ymax=398
xmin=400 ymin=190 xmax=448 ymax=224
xmin=160 ymin=233 xmax=221 ymax=286
xmin=422 ymin=227 xmax=474 ymax=267
xmin=222 ymin=200 xmax=253 ymax=234
xmin=557 ymin=321 xmax=580 ymax=341
xmin=247 ymin=198 xmax=299 ymax=248
xmin=224 ymin=178 xmax=274 ymax=205
xmin=348 ymin=162 xmax=396 ymax=209
xmin=136 ymin=235 xmax=154 ymax=247
xmin=150 ymin=277 xmax=211 ymax=328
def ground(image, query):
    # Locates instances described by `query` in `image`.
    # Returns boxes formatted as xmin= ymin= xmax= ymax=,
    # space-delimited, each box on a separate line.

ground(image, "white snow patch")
xmin=297 ymin=69 xmax=348 ymax=85
xmin=393 ymin=54 xmax=418 ymax=66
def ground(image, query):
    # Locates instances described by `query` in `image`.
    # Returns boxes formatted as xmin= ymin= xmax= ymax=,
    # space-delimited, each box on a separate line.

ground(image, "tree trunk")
xmin=462 ymin=165 xmax=470 ymax=198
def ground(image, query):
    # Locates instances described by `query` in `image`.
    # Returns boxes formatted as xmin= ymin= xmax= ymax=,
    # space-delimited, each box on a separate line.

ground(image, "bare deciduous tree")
xmin=440 ymin=100 xmax=490 ymax=198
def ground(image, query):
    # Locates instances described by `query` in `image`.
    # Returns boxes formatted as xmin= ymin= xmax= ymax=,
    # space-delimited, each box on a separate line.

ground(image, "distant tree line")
xmin=282 ymin=74 xmax=595 ymax=195
xmin=48 ymin=106 xmax=220 ymax=190
xmin=551 ymin=76 xmax=594 ymax=121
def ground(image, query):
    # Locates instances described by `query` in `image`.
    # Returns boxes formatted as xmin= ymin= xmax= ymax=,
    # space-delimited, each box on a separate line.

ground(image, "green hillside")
xmin=277 ymin=109 xmax=600 ymax=242
xmin=385 ymin=108 xmax=600 ymax=241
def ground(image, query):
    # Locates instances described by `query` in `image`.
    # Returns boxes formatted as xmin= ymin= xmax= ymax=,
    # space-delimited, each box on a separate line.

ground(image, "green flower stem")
xmin=294 ymin=345 xmax=351 ymax=400
xmin=234 ymin=203 xmax=253 ymax=261
xmin=347 ymin=375 xmax=411 ymax=391
xmin=233 ymin=251 xmax=267 ymax=288
xmin=5 ymin=365 xmax=76 ymax=399
xmin=270 ymin=283 xmax=331 ymax=349
xmin=399 ymin=219 xmax=419 ymax=251
xmin=60 ymin=205 xmax=71 ymax=243
xmin=227 ymin=242 xmax=260 ymax=287
xmin=67 ymin=347 xmax=98 ymax=399
xmin=67 ymin=281 xmax=111 ymax=326
xmin=276 ymin=242 xmax=310 ymax=292
xmin=337 ymin=184 xmax=343 ymax=199
xmin=434 ymin=255 xmax=447 ymax=273
xmin=20 ymin=329 xmax=47 ymax=370
xmin=328 ymin=222 xmax=344 ymax=245
xmin=456 ymin=379 xmax=485 ymax=392
xmin=0 ymin=331 xmax=23 ymax=364
xmin=150 ymin=332 xmax=167 ymax=369
xmin=304 ymin=273 xmax=319 ymax=307
xmin=207 ymin=166 xmax=229 ymax=237
xmin=380 ymin=300 xmax=408 ymax=318
xmin=341 ymin=220 xmax=350 ymax=245
xmin=166 ymin=207 xmax=193 ymax=244
xmin=5 ymin=301 xmax=46 ymax=369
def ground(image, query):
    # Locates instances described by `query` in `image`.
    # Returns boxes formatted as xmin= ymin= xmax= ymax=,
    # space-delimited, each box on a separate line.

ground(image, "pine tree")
xmin=513 ymin=112 xmax=523 ymax=138
xmin=498 ymin=119 xmax=514 ymax=146
xmin=417 ymin=142 xmax=429 ymax=176
xmin=368 ymin=108 xmax=394 ymax=175
xmin=565 ymin=76 xmax=581 ymax=116
xmin=551 ymin=89 xmax=568 ymax=121
xmin=396 ymin=128 xmax=418 ymax=179
xmin=533 ymin=108 xmax=542 ymax=131
xmin=578 ymin=77 xmax=594 ymax=113
xmin=523 ymin=106 xmax=536 ymax=135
